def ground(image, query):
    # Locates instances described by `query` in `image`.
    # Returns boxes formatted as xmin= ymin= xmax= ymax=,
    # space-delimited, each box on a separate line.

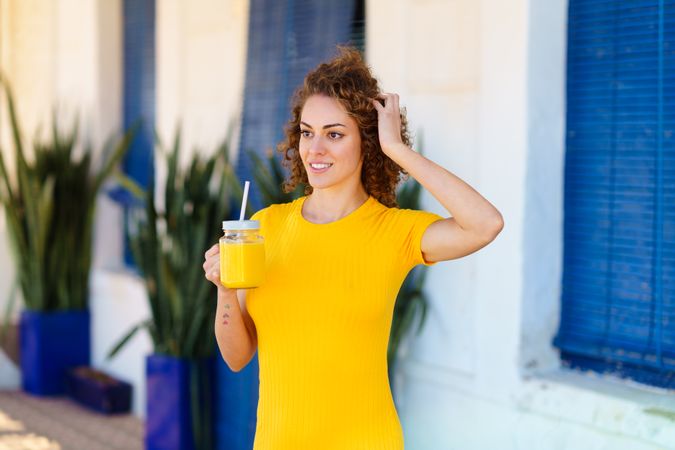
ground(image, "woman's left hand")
xmin=372 ymin=93 xmax=408 ymax=157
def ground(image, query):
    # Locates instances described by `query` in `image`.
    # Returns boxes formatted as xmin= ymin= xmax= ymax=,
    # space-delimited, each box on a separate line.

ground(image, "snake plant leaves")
xmin=0 ymin=77 xmax=136 ymax=313
xmin=110 ymin=127 xmax=239 ymax=359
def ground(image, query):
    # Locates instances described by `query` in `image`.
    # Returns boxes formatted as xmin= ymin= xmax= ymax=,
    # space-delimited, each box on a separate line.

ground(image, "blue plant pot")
xmin=146 ymin=354 xmax=215 ymax=450
xmin=19 ymin=310 xmax=91 ymax=396
xmin=214 ymin=355 xmax=258 ymax=450
xmin=65 ymin=366 xmax=132 ymax=414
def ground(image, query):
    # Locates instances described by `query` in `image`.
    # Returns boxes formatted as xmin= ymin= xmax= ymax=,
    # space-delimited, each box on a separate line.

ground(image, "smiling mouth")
xmin=309 ymin=163 xmax=333 ymax=172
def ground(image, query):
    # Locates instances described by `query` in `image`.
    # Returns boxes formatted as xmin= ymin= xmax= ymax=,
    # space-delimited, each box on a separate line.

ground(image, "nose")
xmin=308 ymin=135 xmax=326 ymax=155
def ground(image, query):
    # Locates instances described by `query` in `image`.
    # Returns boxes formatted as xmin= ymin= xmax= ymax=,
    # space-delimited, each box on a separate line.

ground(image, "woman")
xmin=203 ymin=47 xmax=503 ymax=449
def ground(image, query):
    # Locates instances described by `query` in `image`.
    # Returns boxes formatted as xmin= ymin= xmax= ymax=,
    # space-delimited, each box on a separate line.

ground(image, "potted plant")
xmin=0 ymin=76 xmax=135 ymax=396
xmin=108 ymin=129 xmax=240 ymax=450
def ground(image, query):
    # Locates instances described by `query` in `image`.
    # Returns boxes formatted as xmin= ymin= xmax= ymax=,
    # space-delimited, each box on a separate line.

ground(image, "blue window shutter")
xmin=554 ymin=0 xmax=675 ymax=388
xmin=235 ymin=0 xmax=358 ymax=211
xmin=349 ymin=0 xmax=366 ymax=53
xmin=121 ymin=0 xmax=155 ymax=266
xmin=123 ymin=0 xmax=155 ymax=188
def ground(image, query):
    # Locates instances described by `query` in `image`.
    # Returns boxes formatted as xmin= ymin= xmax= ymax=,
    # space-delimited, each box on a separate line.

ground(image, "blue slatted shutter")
xmin=554 ymin=0 xmax=675 ymax=388
xmin=122 ymin=0 xmax=155 ymax=189
xmin=120 ymin=0 xmax=155 ymax=266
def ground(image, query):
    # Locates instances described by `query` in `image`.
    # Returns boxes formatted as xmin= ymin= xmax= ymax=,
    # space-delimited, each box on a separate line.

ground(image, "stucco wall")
xmin=367 ymin=0 xmax=525 ymax=403
xmin=368 ymin=1 xmax=674 ymax=449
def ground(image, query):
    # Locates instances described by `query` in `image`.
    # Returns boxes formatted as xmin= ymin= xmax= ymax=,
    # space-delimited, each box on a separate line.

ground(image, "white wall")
xmin=156 ymin=0 xmax=248 ymax=168
xmin=521 ymin=0 xmax=568 ymax=376
xmin=367 ymin=0 xmax=524 ymax=401
xmin=368 ymin=0 xmax=674 ymax=449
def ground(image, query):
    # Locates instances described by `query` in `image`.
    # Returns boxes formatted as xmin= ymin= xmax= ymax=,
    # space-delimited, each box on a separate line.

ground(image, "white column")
xmin=156 ymin=0 xmax=249 ymax=164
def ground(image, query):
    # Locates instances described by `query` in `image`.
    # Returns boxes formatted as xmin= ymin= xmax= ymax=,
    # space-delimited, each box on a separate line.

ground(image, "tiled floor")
xmin=0 ymin=391 xmax=143 ymax=450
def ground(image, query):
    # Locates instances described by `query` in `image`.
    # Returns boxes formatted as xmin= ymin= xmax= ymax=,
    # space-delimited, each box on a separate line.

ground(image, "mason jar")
xmin=219 ymin=220 xmax=265 ymax=288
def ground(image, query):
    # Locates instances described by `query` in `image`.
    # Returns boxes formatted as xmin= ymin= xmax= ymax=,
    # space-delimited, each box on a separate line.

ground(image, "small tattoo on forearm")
xmin=222 ymin=304 xmax=231 ymax=324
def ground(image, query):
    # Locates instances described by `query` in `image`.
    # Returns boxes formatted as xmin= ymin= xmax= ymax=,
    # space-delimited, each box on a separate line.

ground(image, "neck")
xmin=303 ymin=184 xmax=369 ymax=224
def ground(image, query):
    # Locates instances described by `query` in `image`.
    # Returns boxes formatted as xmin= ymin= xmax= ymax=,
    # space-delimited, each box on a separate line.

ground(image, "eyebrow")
xmin=300 ymin=121 xmax=346 ymax=129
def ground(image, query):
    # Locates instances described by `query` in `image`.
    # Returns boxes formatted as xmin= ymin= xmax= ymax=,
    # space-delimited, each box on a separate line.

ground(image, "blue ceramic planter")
xmin=214 ymin=355 xmax=258 ymax=450
xmin=146 ymin=354 xmax=214 ymax=450
xmin=19 ymin=310 xmax=90 ymax=396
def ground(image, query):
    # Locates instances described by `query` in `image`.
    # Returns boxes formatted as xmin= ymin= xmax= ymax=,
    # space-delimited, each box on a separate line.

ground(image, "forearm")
xmin=388 ymin=143 xmax=503 ymax=234
xmin=214 ymin=288 xmax=256 ymax=372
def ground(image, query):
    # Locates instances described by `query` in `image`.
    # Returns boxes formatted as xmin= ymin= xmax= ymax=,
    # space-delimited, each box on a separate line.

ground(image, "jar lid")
xmin=222 ymin=220 xmax=260 ymax=230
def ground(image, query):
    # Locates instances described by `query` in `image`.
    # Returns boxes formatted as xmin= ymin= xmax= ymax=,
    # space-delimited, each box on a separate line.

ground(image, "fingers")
xmin=204 ymin=258 xmax=219 ymax=274
xmin=204 ymin=262 xmax=221 ymax=285
xmin=203 ymin=258 xmax=218 ymax=277
xmin=373 ymin=93 xmax=400 ymax=113
xmin=203 ymin=244 xmax=222 ymax=285
xmin=205 ymin=243 xmax=219 ymax=259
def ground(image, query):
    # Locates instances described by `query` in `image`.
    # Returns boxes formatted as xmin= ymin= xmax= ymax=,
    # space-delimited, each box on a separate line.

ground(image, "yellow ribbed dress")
xmin=247 ymin=195 xmax=443 ymax=450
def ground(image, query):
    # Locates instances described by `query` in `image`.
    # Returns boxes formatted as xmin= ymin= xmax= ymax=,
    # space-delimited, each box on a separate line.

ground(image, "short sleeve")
xmin=250 ymin=207 xmax=268 ymax=233
xmin=396 ymin=208 xmax=444 ymax=269
xmin=250 ymin=208 xmax=265 ymax=221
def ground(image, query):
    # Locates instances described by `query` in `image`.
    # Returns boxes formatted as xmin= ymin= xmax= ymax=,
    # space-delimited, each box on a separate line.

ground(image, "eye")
xmin=328 ymin=131 xmax=343 ymax=139
xmin=300 ymin=129 xmax=312 ymax=138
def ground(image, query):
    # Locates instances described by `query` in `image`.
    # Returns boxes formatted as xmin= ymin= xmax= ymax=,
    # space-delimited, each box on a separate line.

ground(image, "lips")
xmin=308 ymin=162 xmax=333 ymax=174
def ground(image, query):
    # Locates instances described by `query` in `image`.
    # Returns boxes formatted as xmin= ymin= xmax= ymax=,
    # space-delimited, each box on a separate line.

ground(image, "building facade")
xmin=0 ymin=1 xmax=672 ymax=449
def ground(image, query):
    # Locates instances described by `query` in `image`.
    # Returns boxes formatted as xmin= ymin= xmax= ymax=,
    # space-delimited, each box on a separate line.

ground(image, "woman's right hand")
xmin=203 ymin=243 xmax=230 ymax=291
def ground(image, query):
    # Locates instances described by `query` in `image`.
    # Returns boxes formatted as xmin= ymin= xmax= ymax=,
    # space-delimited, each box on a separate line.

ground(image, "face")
xmin=299 ymin=95 xmax=363 ymax=192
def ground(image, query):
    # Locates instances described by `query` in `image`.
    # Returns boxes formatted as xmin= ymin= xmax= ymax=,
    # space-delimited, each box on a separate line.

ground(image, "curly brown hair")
xmin=278 ymin=46 xmax=411 ymax=208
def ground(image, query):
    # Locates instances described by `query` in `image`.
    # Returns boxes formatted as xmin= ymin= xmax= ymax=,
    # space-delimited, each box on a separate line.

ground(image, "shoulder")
xmin=390 ymin=206 xmax=443 ymax=223
xmin=251 ymin=197 xmax=303 ymax=222
xmin=374 ymin=198 xmax=442 ymax=225
xmin=364 ymin=197 xmax=442 ymax=236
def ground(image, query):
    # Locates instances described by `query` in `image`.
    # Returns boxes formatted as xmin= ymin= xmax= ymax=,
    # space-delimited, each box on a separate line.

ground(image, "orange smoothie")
xmin=220 ymin=240 xmax=265 ymax=288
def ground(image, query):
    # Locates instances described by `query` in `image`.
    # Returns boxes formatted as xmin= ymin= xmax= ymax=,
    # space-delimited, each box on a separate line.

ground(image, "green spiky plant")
xmin=108 ymin=129 xmax=241 ymax=450
xmin=108 ymin=129 xmax=241 ymax=358
xmin=0 ymin=76 xmax=135 ymax=317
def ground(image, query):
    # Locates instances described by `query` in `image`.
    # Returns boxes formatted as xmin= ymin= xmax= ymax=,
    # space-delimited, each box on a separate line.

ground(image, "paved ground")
xmin=0 ymin=390 xmax=143 ymax=450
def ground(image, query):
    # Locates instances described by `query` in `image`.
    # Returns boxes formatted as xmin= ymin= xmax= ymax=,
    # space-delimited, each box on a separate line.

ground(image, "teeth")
xmin=310 ymin=163 xmax=332 ymax=169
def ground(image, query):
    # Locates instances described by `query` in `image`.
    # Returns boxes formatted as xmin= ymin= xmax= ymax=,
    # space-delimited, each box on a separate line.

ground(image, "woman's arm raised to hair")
xmin=373 ymin=93 xmax=504 ymax=262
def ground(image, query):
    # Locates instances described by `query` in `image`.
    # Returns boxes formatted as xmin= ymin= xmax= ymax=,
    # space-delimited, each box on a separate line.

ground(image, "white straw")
xmin=239 ymin=180 xmax=250 ymax=221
